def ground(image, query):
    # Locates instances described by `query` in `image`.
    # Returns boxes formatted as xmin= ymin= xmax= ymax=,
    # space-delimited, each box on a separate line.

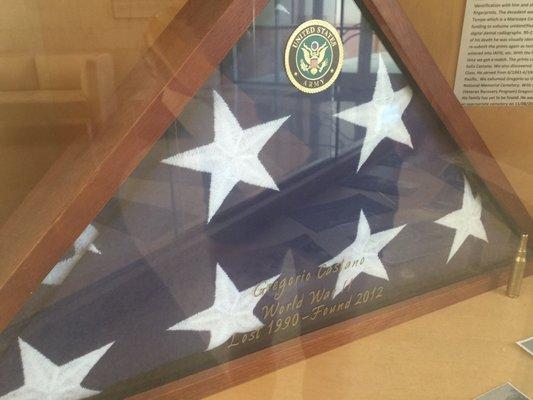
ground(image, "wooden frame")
xmin=0 ymin=0 xmax=531 ymax=397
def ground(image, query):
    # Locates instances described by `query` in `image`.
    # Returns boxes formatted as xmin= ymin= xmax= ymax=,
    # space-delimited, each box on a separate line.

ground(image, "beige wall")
xmin=398 ymin=0 xmax=533 ymax=218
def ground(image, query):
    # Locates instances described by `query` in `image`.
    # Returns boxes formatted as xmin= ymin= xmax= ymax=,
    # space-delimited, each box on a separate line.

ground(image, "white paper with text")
xmin=455 ymin=0 xmax=533 ymax=105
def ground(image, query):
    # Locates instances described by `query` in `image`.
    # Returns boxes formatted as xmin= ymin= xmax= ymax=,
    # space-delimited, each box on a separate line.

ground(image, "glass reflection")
xmin=0 ymin=0 xmax=187 ymax=226
xmin=0 ymin=1 xmax=520 ymax=399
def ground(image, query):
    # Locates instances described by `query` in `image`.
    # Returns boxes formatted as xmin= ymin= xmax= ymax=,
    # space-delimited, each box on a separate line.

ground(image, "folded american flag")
xmin=0 ymin=1 xmax=518 ymax=398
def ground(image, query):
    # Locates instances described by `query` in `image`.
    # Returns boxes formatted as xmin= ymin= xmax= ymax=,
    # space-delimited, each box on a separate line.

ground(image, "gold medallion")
xmin=285 ymin=19 xmax=344 ymax=94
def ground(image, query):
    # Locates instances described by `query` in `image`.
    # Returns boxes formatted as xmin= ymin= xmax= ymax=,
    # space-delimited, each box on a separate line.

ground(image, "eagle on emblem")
xmin=300 ymin=41 xmax=330 ymax=76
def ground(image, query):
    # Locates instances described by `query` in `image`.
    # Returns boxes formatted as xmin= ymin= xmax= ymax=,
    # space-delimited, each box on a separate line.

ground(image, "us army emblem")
xmin=285 ymin=19 xmax=344 ymax=94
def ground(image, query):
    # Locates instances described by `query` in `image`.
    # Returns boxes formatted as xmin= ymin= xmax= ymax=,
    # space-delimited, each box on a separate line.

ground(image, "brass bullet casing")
xmin=506 ymin=234 xmax=528 ymax=298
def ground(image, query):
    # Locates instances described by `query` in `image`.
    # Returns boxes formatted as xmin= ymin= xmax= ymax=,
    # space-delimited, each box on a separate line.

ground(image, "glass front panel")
xmin=0 ymin=0 xmax=523 ymax=399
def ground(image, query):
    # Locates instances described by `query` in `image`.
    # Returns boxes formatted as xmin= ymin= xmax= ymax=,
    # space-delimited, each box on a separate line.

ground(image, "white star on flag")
xmin=162 ymin=91 xmax=290 ymax=222
xmin=335 ymin=54 xmax=413 ymax=172
xmin=43 ymin=224 xmax=101 ymax=286
xmin=169 ymin=264 xmax=279 ymax=350
xmin=322 ymin=210 xmax=405 ymax=298
xmin=0 ymin=339 xmax=113 ymax=400
xmin=435 ymin=177 xmax=488 ymax=262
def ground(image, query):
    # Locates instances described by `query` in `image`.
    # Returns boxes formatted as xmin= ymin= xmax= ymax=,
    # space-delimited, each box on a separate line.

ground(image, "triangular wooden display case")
xmin=0 ymin=0 xmax=531 ymax=399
